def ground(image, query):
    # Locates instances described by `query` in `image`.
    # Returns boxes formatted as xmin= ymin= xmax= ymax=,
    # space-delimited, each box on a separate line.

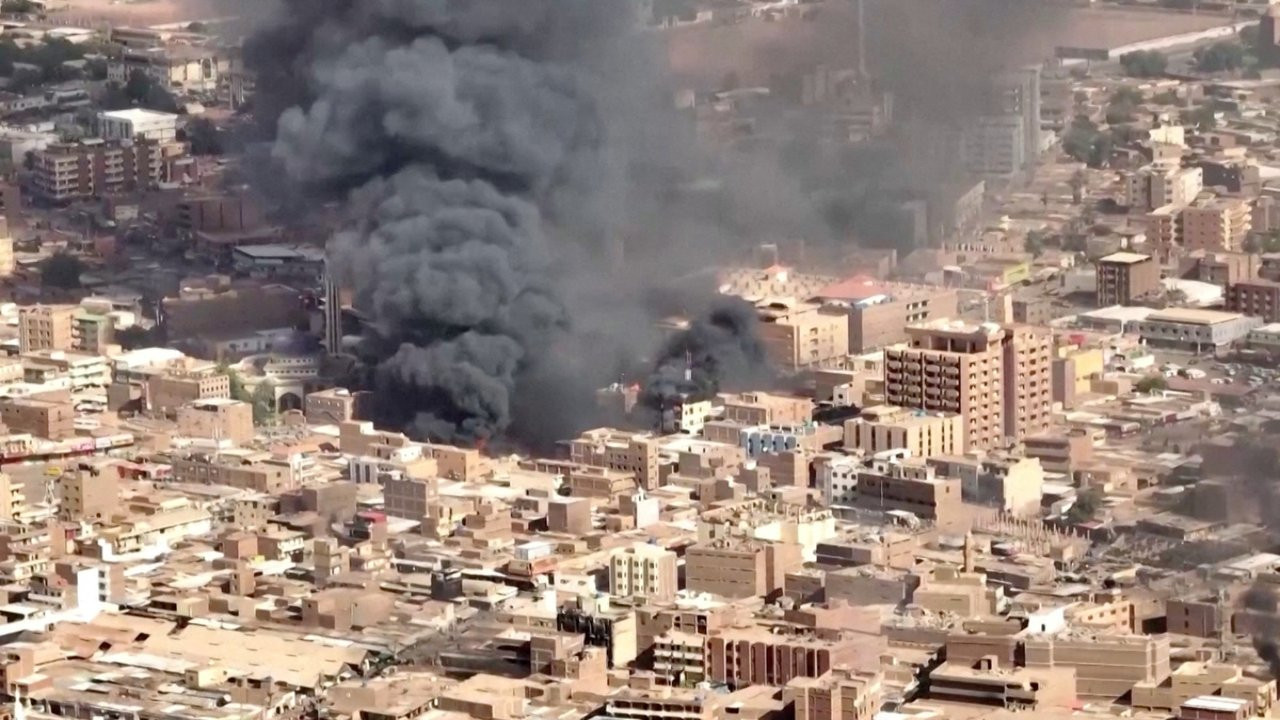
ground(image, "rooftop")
xmin=1145 ymin=308 xmax=1245 ymax=326
xmin=99 ymin=108 xmax=178 ymax=123
xmin=1099 ymin=252 xmax=1152 ymax=265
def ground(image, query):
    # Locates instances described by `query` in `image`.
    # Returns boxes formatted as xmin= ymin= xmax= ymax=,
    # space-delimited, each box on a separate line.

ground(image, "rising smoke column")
xmin=246 ymin=1 xmax=640 ymax=444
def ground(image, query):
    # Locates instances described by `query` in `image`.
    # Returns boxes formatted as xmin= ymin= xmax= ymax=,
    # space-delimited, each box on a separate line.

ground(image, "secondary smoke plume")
xmin=640 ymin=297 xmax=775 ymax=425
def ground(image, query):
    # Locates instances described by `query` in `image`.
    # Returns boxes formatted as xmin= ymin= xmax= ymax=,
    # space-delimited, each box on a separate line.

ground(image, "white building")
xmin=97 ymin=108 xmax=179 ymax=143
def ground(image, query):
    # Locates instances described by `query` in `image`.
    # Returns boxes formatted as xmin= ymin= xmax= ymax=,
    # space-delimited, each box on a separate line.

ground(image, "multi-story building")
xmin=19 ymin=305 xmax=76 ymax=354
xmin=720 ymin=391 xmax=813 ymax=426
xmin=569 ymin=428 xmax=662 ymax=490
xmin=22 ymin=349 xmax=110 ymax=390
xmin=383 ymin=475 xmax=439 ymax=524
xmin=31 ymin=139 xmax=171 ymax=203
xmin=843 ymin=405 xmax=966 ymax=457
xmin=962 ymin=114 xmax=1024 ymax=180
xmin=0 ymin=397 xmax=73 ymax=439
xmin=1134 ymin=308 xmax=1263 ymax=352
xmin=684 ymin=540 xmax=802 ymax=599
xmin=146 ymin=368 xmax=230 ymax=414
xmin=1226 ymin=279 xmax=1280 ymax=322
xmin=706 ymin=628 xmax=864 ymax=689
xmin=176 ymin=398 xmax=254 ymax=444
xmin=757 ymin=301 xmax=850 ymax=370
xmin=814 ymin=278 xmax=960 ymax=353
xmin=1002 ymin=325 xmax=1053 ymax=442
xmin=170 ymin=453 xmax=298 ymax=494
xmin=1097 ymin=252 xmax=1160 ymax=307
xmin=1125 ymin=163 xmax=1203 ymax=211
xmin=853 ymin=461 xmax=964 ymax=526
xmin=97 ymin=108 xmax=179 ymax=142
xmin=1024 ymin=634 xmax=1170 ymax=702
xmin=1147 ymin=205 xmax=1180 ymax=247
xmin=1182 ymin=197 xmax=1251 ymax=252
xmin=884 ymin=320 xmax=1047 ymax=450
xmin=785 ymin=667 xmax=884 ymax=720
xmin=609 ymin=543 xmax=679 ymax=602
xmin=0 ymin=218 xmax=13 ymax=278
xmin=57 ymin=468 xmax=120 ymax=523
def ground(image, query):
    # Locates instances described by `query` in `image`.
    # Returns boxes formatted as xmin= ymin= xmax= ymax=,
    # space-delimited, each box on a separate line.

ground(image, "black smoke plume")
xmin=639 ymin=297 xmax=775 ymax=425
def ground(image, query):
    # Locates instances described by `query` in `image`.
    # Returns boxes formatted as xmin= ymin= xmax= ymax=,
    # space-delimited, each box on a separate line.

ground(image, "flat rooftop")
xmin=1145 ymin=308 xmax=1245 ymax=326
xmin=99 ymin=108 xmax=177 ymax=123
xmin=1099 ymin=251 xmax=1152 ymax=264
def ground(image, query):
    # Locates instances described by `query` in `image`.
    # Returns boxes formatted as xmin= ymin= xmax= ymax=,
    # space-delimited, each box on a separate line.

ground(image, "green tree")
xmin=183 ymin=118 xmax=223 ymax=155
xmin=1 ymin=0 xmax=40 ymax=13
xmin=1152 ymin=89 xmax=1180 ymax=105
xmin=101 ymin=81 xmax=130 ymax=111
xmin=250 ymin=380 xmax=276 ymax=425
xmin=1136 ymin=375 xmax=1168 ymax=393
xmin=1120 ymin=50 xmax=1168 ymax=78
xmin=1183 ymin=105 xmax=1218 ymax=130
xmin=125 ymin=69 xmax=152 ymax=103
xmin=1067 ymin=487 xmax=1103 ymax=524
xmin=1025 ymin=230 xmax=1046 ymax=258
xmin=1194 ymin=41 xmax=1246 ymax=73
xmin=41 ymin=252 xmax=83 ymax=290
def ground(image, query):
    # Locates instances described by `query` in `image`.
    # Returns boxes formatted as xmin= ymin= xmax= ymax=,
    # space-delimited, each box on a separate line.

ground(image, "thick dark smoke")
xmin=245 ymin=0 xmax=1066 ymax=446
xmin=245 ymin=0 xmax=782 ymax=446
xmin=639 ymin=297 xmax=775 ymax=424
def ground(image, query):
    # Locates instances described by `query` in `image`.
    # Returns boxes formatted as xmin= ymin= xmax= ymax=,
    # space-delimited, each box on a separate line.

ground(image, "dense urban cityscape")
xmin=8 ymin=0 xmax=1280 ymax=720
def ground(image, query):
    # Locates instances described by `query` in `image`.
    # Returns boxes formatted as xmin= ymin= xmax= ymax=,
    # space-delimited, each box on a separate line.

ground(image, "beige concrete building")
xmin=0 ymin=397 xmax=73 ymax=439
xmin=757 ymin=300 xmax=850 ymax=370
xmin=814 ymin=278 xmax=959 ymax=353
xmin=1024 ymin=633 xmax=1170 ymax=702
xmin=720 ymin=391 xmax=813 ymax=426
xmin=853 ymin=461 xmax=964 ymax=527
xmin=1125 ymin=162 xmax=1203 ymax=211
xmin=609 ymin=542 xmax=679 ymax=602
xmin=685 ymin=539 xmax=802 ymax=599
xmin=383 ymin=475 xmax=439 ymax=525
xmin=304 ymin=387 xmax=368 ymax=425
xmin=1147 ymin=205 xmax=1179 ymax=247
xmin=1002 ymin=325 xmax=1053 ymax=443
xmin=147 ymin=368 xmax=231 ymax=414
xmin=19 ymin=305 xmax=77 ymax=354
xmin=785 ymin=668 xmax=884 ymax=720
xmin=1097 ymin=252 xmax=1160 ymax=307
xmin=885 ymin=321 xmax=1050 ymax=449
xmin=171 ymin=453 xmax=298 ymax=494
xmin=1133 ymin=662 xmax=1274 ymax=715
xmin=569 ymin=428 xmax=661 ymax=490
xmin=844 ymin=405 xmax=966 ymax=458
xmin=176 ymin=398 xmax=254 ymax=444
xmin=1182 ymin=197 xmax=1252 ymax=252
xmin=57 ymin=468 xmax=120 ymax=523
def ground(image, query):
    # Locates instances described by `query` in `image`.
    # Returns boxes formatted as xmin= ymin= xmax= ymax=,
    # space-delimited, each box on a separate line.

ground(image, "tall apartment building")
xmin=19 ymin=305 xmax=77 ymax=353
xmin=1097 ymin=252 xmax=1160 ymax=307
xmin=569 ymin=428 xmax=661 ymax=490
xmin=0 ymin=218 xmax=13 ymax=278
xmin=1125 ymin=163 xmax=1203 ymax=211
xmin=885 ymin=322 xmax=1004 ymax=449
xmin=383 ymin=475 xmax=440 ymax=524
xmin=757 ymin=301 xmax=850 ymax=370
xmin=31 ymin=139 xmax=170 ymax=203
xmin=843 ymin=405 xmax=966 ymax=457
xmin=1226 ymin=279 xmax=1280 ymax=322
xmin=609 ymin=543 xmax=679 ymax=602
xmin=1182 ymin=197 xmax=1252 ymax=252
xmin=884 ymin=321 xmax=1049 ymax=450
xmin=962 ymin=114 xmax=1025 ymax=180
xmin=1002 ymin=325 xmax=1053 ymax=442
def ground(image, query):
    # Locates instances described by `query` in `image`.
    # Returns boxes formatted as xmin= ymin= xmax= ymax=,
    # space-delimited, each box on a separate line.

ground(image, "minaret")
xmin=323 ymin=258 xmax=342 ymax=355
xmin=963 ymin=531 xmax=975 ymax=573
xmin=856 ymin=0 xmax=868 ymax=81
